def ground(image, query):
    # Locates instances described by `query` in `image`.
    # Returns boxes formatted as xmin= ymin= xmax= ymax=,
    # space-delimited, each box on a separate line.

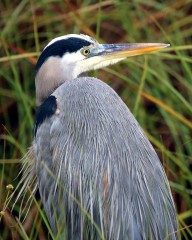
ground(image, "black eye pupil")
xmin=83 ymin=49 xmax=90 ymax=55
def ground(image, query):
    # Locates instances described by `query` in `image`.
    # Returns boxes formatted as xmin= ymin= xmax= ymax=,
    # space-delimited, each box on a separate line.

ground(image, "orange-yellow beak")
xmin=90 ymin=43 xmax=170 ymax=59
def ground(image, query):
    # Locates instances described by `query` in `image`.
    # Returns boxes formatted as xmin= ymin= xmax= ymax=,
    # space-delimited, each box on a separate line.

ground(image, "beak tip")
xmin=163 ymin=43 xmax=170 ymax=48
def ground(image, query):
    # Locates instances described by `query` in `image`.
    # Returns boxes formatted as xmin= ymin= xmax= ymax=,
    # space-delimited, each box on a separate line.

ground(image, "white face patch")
xmin=61 ymin=51 xmax=86 ymax=65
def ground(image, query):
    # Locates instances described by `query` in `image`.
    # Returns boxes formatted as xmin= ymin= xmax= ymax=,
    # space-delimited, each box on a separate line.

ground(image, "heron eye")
xmin=81 ymin=48 xmax=90 ymax=56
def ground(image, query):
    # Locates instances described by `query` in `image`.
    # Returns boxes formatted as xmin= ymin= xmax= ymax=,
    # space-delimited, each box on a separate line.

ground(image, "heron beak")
xmin=91 ymin=43 xmax=170 ymax=59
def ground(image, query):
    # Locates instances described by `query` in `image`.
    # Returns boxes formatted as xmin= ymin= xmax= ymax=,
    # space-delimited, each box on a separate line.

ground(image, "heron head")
xmin=35 ymin=34 xmax=169 ymax=105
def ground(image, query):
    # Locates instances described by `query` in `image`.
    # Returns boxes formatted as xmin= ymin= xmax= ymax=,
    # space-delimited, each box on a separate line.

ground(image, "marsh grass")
xmin=0 ymin=0 xmax=192 ymax=239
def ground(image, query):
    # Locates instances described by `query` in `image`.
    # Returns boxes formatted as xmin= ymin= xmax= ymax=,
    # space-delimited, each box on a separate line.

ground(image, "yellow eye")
xmin=82 ymin=48 xmax=90 ymax=56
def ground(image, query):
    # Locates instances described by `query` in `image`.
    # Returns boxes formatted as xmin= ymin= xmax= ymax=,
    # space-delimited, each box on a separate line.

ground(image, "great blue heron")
xmin=20 ymin=34 xmax=178 ymax=239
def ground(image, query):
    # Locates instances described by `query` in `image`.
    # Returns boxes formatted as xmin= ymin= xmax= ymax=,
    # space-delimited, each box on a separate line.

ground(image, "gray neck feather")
xmin=35 ymin=56 xmax=86 ymax=106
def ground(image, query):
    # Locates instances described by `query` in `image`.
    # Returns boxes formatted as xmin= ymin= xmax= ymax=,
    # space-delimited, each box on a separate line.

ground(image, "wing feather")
xmin=34 ymin=77 xmax=178 ymax=239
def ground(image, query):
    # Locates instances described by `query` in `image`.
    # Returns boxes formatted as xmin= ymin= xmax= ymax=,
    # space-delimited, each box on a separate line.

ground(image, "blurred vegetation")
xmin=0 ymin=0 xmax=192 ymax=239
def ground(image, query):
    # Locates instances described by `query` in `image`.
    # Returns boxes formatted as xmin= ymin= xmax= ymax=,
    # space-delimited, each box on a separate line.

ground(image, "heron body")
xmin=25 ymin=34 xmax=178 ymax=239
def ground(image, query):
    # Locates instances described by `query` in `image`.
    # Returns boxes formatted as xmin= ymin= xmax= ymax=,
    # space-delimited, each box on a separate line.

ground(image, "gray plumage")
xmin=35 ymin=77 xmax=177 ymax=239
xmin=19 ymin=34 xmax=178 ymax=239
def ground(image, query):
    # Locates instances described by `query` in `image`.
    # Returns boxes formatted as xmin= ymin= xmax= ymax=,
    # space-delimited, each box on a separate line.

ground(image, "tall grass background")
xmin=0 ymin=0 xmax=192 ymax=239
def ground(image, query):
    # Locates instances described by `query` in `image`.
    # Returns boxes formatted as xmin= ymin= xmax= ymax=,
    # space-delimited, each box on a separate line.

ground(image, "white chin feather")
xmin=92 ymin=57 xmax=126 ymax=70
xmin=73 ymin=56 xmax=126 ymax=78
